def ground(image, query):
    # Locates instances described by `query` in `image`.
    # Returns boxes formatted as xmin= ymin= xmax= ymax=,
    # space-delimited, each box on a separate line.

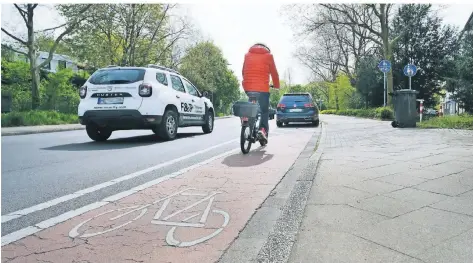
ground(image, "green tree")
xmin=328 ymin=74 xmax=355 ymax=110
xmin=59 ymin=4 xmax=190 ymax=69
xmin=1 ymin=4 xmax=91 ymax=110
xmin=391 ymin=4 xmax=458 ymax=107
xmin=179 ymin=41 xmax=239 ymax=114
xmin=445 ymin=33 xmax=473 ymax=113
xmin=355 ymin=55 xmax=384 ymax=107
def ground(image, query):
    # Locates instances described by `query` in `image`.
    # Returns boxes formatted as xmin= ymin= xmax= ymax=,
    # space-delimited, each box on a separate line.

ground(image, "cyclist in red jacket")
xmin=242 ymin=43 xmax=280 ymax=143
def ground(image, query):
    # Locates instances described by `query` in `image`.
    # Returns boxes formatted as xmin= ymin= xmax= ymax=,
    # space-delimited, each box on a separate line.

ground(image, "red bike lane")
xmin=2 ymin=129 xmax=314 ymax=263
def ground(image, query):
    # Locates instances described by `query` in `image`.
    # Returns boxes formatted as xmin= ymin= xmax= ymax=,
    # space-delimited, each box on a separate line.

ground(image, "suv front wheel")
xmin=157 ymin=109 xmax=178 ymax=140
xmin=202 ymin=109 xmax=214 ymax=134
xmin=86 ymin=124 xmax=112 ymax=142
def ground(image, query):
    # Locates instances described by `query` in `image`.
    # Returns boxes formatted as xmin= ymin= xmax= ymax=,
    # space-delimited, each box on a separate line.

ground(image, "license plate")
xmin=98 ymin=97 xmax=124 ymax=104
xmin=289 ymin=109 xmax=303 ymax=112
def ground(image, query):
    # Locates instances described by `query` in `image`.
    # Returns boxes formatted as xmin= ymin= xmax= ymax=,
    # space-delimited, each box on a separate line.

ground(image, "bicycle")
xmin=233 ymin=86 xmax=275 ymax=154
xmin=68 ymin=188 xmax=229 ymax=248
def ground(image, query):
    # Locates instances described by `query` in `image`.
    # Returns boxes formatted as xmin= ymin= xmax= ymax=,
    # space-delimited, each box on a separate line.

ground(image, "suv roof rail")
xmin=107 ymin=65 xmax=119 ymax=68
xmin=147 ymin=64 xmax=180 ymax=75
xmin=284 ymin=92 xmax=311 ymax=95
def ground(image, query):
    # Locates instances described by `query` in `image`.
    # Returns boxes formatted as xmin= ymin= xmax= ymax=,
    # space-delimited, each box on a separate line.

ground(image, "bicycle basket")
xmin=232 ymin=101 xmax=259 ymax=118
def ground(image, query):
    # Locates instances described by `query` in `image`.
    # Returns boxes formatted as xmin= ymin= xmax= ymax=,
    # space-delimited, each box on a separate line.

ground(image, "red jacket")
xmin=242 ymin=44 xmax=280 ymax=92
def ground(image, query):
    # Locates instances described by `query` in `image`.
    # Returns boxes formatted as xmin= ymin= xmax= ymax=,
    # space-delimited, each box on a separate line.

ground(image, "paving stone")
xmin=415 ymin=173 xmax=473 ymax=196
xmin=375 ymin=173 xmax=429 ymax=187
xmin=300 ymin=204 xmax=388 ymax=233
xmin=423 ymin=161 xmax=470 ymax=175
xmin=354 ymin=207 xmax=473 ymax=256
xmin=416 ymin=229 xmax=473 ymax=263
xmin=350 ymin=195 xmax=422 ymax=218
xmin=308 ymin=185 xmax=373 ymax=205
xmin=289 ymin=226 xmax=423 ymax=263
xmin=346 ymin=180 xmax=404 ymax=195
xmin=430 ymin=195 xmax=473 ymax=217
xmin=384 ymin=188 xmax=449 ymax=207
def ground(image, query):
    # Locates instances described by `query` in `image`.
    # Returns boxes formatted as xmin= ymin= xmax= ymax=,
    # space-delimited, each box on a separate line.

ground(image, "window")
xmin=183 ymin=79 xmax=199 ymax=97
xmin=89 ymin=69 xmax=146 ymax=85
xmin=156 ymin=72 xmax=168 ymax=86
xmin=58 ymin=60 xmax=67 ymax=70
xmin=170 ymin=75 xmax=186 ymax=93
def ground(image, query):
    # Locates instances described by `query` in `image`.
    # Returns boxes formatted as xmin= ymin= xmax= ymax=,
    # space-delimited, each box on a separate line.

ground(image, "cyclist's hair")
xmin=254 ymin=43 xmax=270 ymax=52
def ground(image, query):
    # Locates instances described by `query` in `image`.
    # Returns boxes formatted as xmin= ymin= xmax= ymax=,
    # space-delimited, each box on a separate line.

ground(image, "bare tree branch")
xmin=1 ymin=28 xmax=27 ymax=45
xmin=35 ymin=23 xmax=68 ymax=33
xmin=14 ymin=4 xmax=28 ymax=26
xmin=1 ymin=44 xmax=28 ymax=56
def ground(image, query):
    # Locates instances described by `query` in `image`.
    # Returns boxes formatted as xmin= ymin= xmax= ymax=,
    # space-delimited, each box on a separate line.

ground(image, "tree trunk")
xmin=27 ymin=5 xmax=41 ymax=110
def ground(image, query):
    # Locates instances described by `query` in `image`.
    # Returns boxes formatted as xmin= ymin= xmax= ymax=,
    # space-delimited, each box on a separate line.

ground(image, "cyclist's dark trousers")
xmin=247 ymin=91 xmax=270 ymax=136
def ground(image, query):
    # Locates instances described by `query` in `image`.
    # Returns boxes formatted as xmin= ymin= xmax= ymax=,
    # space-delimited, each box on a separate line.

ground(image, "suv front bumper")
xmin=79 ymin=110 xmax=162 ymax=130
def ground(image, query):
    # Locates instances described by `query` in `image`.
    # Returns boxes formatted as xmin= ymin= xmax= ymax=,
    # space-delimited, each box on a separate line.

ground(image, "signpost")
xmin=403 ymin=64 xmax=417 ymax=90
xmin=378 ymin=60 xmax=391 ymax=107
xmin=417 ymin=99 xmax=424 ymax=122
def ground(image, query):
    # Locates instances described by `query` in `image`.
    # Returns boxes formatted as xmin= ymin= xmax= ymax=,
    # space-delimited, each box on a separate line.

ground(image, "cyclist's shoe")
xmin=257 ymin=128 xmax=268 ymax=144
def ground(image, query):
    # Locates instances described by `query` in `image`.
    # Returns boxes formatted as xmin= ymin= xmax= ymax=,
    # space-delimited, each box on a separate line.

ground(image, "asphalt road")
xmin=1 ymin=117 xmax=313 ymax=236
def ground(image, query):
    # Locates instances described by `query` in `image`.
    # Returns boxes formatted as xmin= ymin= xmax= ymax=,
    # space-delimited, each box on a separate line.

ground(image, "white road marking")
xmin=1 ymin=148 xmax=239 ymax=247
xmin=1 ymin=139 xmax=238 ymax=224
xmin=165 ymin=209 xmax=230 ymax=247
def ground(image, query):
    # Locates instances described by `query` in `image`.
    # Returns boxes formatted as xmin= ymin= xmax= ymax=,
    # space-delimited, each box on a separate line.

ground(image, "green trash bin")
xmin=390 ymin=89 xmax=419 ymax=128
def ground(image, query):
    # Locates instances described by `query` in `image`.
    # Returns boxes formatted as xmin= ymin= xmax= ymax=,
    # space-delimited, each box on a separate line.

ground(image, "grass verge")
xmin=321 ymin=107 xmax=394 ymax=121
xmin=417 ymin=114 xmax=473 ymax=130
xmin=1 ymin=111 xmax=78 ymax=127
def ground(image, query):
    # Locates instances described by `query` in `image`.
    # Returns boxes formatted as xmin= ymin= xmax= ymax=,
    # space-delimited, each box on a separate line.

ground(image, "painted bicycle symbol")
xmin=69 ymin=188 xmax=230 ymax=247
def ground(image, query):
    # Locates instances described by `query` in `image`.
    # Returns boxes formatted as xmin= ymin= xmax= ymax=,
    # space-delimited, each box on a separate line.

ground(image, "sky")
xmin=2 ymin=3 xmax=473 ymax=86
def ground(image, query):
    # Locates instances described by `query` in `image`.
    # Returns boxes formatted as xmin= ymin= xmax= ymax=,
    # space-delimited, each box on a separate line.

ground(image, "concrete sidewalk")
xmin=289 ymin=115 xmax=473 ymax=263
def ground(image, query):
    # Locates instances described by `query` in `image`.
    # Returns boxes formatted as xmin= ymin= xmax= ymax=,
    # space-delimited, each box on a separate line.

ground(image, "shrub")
xmin=374 ymin=107 xmax=394 ymax=120
xmin=1 ymin=111 xmax=78 ymax=127
xmin=418 ymin=114 xmax=473 ymax=129
xmin=320 ymin=107 xmax=394 ymax=120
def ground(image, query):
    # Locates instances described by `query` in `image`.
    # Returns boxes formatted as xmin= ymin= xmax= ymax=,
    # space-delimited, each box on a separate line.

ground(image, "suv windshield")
xmin=89 ymin=69 xmax=146 ymax=85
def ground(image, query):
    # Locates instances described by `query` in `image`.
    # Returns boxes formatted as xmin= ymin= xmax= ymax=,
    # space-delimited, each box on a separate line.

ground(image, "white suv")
xmin=78 ymin=65 xmax=215 ymax=141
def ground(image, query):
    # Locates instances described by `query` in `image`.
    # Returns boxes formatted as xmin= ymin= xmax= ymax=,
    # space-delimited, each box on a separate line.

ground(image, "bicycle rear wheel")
xmin=240 ymin=125 xmax=252 ymax=154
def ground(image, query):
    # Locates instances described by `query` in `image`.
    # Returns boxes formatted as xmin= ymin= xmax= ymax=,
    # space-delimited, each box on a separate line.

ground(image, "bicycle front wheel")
xmin=240 ymin=125 xmax=252 ymax=154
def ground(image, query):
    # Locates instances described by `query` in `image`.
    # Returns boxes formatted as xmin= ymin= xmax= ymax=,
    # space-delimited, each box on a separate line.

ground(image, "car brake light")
xmin=304 ymin=103 xmax=314 ymax=108
xmin=79 ymin=85 xmax=87 ymax=99
xmin=139 ymin=83 xmax=152 ymax=97
xmin=277 ymin=103 xmax=286 ymax=109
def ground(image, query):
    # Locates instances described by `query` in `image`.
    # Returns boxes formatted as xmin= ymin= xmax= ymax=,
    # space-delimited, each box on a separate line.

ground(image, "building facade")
xmin=13 ymin=50 xmax=79 ymax=73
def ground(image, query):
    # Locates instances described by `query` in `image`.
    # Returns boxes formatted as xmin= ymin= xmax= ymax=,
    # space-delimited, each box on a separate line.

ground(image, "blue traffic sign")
xmin=403 ymin=64 xmax=417 ymax=77
xmin=378 ymin=60 xmax=391 ymax=73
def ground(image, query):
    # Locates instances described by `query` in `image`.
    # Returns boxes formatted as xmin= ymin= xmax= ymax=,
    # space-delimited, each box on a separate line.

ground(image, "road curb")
xmin=1 ymin=116 xmax=235 ymax=136
xmin=218 ymin=124 xmax=325 ymax=263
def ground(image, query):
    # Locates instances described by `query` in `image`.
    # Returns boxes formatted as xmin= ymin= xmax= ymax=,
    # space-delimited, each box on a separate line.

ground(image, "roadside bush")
xmin=320 ymin=107 xmax=394 ymax=120
xmin=418 ymin=114 xmax=473 ymax=129
xmin=1 ymin=111 xmax=78 ymax=127
xmin=374 ymin=107 xmax=394 ymax=120
xmin=320 ymin=110 xmax=337 ymax=114
xmin=2 ymin=60 xmax=85 ymax=114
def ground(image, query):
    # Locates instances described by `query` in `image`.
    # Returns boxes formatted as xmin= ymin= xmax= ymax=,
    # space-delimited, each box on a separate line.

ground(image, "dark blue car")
xmin=276 ymin=93 xmax=320 ymax=127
